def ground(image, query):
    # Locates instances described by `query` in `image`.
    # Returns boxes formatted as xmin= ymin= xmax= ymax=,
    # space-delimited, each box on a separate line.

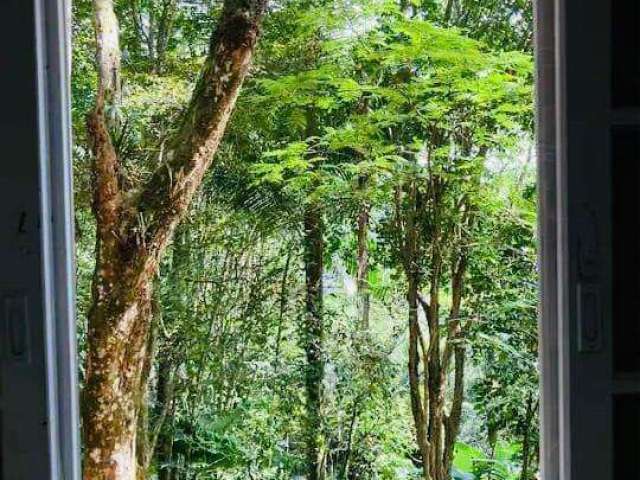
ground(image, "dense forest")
xmin=72 ymin=1 xmax=537 ymax=479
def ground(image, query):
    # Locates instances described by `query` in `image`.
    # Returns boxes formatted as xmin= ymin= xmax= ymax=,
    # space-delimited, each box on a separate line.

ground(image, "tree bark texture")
xmin=402 ymin=182 xmax=431 ymax=480
xmin=356 ymin=187 xmax=371 ymax=331
xmin=82 ymin=0 xmax=267 ymax=478
xmin=303 ymin=203 xmax=326 ymax=480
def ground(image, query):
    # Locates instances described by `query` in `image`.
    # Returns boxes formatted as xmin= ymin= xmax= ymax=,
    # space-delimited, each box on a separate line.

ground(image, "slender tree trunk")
xmin=442 ymin=346 xmax=465 ymax=477
xmin=303 ymin=203 xmax=326 ymax=480
xmin=274 ymin=248 xmax=292 ymax=372
xmin=356 ymin=177 xmax=370 ymax=330
xmin=82 ymin=0 xmax=267 ymax=477
xmin=441 ymin=256 xmax=467 ymax=479
xmin=519 ymin=396 xmax=537 ymax=480
xmin=400 ymin=182 xmax=431 ymax=480
xmin=147 ymin=7 xmax=158 ymax=69
xmin=155 ymin=353 xmax=177 ymax=480
xmin=408 ymin=275 xmax=430 ymax=480
xmin=427 ymin=279 xmax=444 ymax=480
xmin=427 ymin=368 xmax=444 ymax=480
xmin=486 ymin=425 xmax=498 ymax=480
xmin=129 ymin=0 xmax=178 ymax=74
xmin=154 ymin=227 xmax=186 ymax=480
xmin=340 ymin=399 xmax=360 ymax=479
xmin=356 ymin=203 xmax=370 ymax=330
xmin=444 ymin=0 xmax=457 ymax=23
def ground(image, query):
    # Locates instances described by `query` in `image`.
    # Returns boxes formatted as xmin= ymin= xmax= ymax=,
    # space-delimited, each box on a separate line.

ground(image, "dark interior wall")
xmin=0 ymin=0 xmax=53 ymax=478
xmin=611 ymin=1 xmax=640 ymax=476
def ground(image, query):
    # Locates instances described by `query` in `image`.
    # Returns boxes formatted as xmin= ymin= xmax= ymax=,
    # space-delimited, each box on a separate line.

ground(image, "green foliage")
xmin=465 ymin=161 xmax=539 ymax=480
xmin=453 ymin=441 xmax=522 ymax=480
xmin=448 ymin=0 xmax=534 ymax=52
xmin=73 ymin=0 xmax=538 ymax=478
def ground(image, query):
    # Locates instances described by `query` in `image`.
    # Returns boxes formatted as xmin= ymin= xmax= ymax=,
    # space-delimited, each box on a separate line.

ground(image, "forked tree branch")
xmin=93 ymin=0 xmax=121 ymax=104
xmin=440 ymin=253 xmax=467 ymax=374
xmin=133 ymin=0 xmax=268 ymax=275
xmin=89 ymin=0 xmax=268 ymax=281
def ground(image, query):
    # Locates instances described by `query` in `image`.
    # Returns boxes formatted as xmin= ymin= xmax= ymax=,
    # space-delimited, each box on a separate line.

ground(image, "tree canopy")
xmin=73 ymin=1 xmax=538 ymax=479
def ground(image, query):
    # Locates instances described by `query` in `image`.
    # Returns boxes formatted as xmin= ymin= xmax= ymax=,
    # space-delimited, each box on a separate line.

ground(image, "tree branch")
xmin=441 ymin=253 xmax=467 ymax=375
xmin=93 ymin=0 xmax=121 ymax=104
xmin=88 ymin=0 xmax=124 ymax=249
xmin=133 ymin=0 xmax=268 ymax=275
xmin=443 ymin=341 xmax=465 ymax=472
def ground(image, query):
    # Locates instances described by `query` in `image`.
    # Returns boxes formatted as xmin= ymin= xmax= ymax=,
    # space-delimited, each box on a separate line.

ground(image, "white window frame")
xmin=534 ymin=0 xmax=560 ymax=478
xmin=36 ymin=0 xmax=81 ymax=478
xmin=32 ymin=0 xmax=635 ymax=478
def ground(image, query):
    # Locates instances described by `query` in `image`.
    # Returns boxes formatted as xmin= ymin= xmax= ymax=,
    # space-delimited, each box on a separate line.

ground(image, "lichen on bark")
xmin=82 ymin=0 xmax=268 ymax=478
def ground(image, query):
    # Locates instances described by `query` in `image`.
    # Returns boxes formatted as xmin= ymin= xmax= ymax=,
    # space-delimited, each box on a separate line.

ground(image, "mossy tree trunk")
xmin=303 ymin=202 xmax=326 ymax=480
xmin=400 ymin=182 xmax=431 ymax=480
xmin=82 ymin=0 xmax=267 ymax=478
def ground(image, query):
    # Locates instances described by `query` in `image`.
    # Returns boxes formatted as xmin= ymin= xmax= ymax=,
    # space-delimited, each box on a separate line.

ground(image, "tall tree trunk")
xmin=408 ymin=275 xmax=430 ymax=480
xmin=400 ymin=182 xmax=431 ymax=480
xmin=427 ymin=342 xmax=444 ymax=480
xmin=137 ymin=299 xmax=177 ymax=479
xmin=340 ymin=399 xmax=360 ymax=479
xmin=303 ymin=203 xmax=326 ymax=480
xmin=440 ymin=256 xmax=467 ymax=479
xmin=274 ymin=248 xmax=293 ymax=372
xmin=82 ymin=0 xmax=267 ymax=478
xmin=426 ymin=265 xmax=443 ymax=480
xmin=356 ymin=179 xmax=371 ymax=331
xmin=442 ymin=345 xmax=465 ymax=477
